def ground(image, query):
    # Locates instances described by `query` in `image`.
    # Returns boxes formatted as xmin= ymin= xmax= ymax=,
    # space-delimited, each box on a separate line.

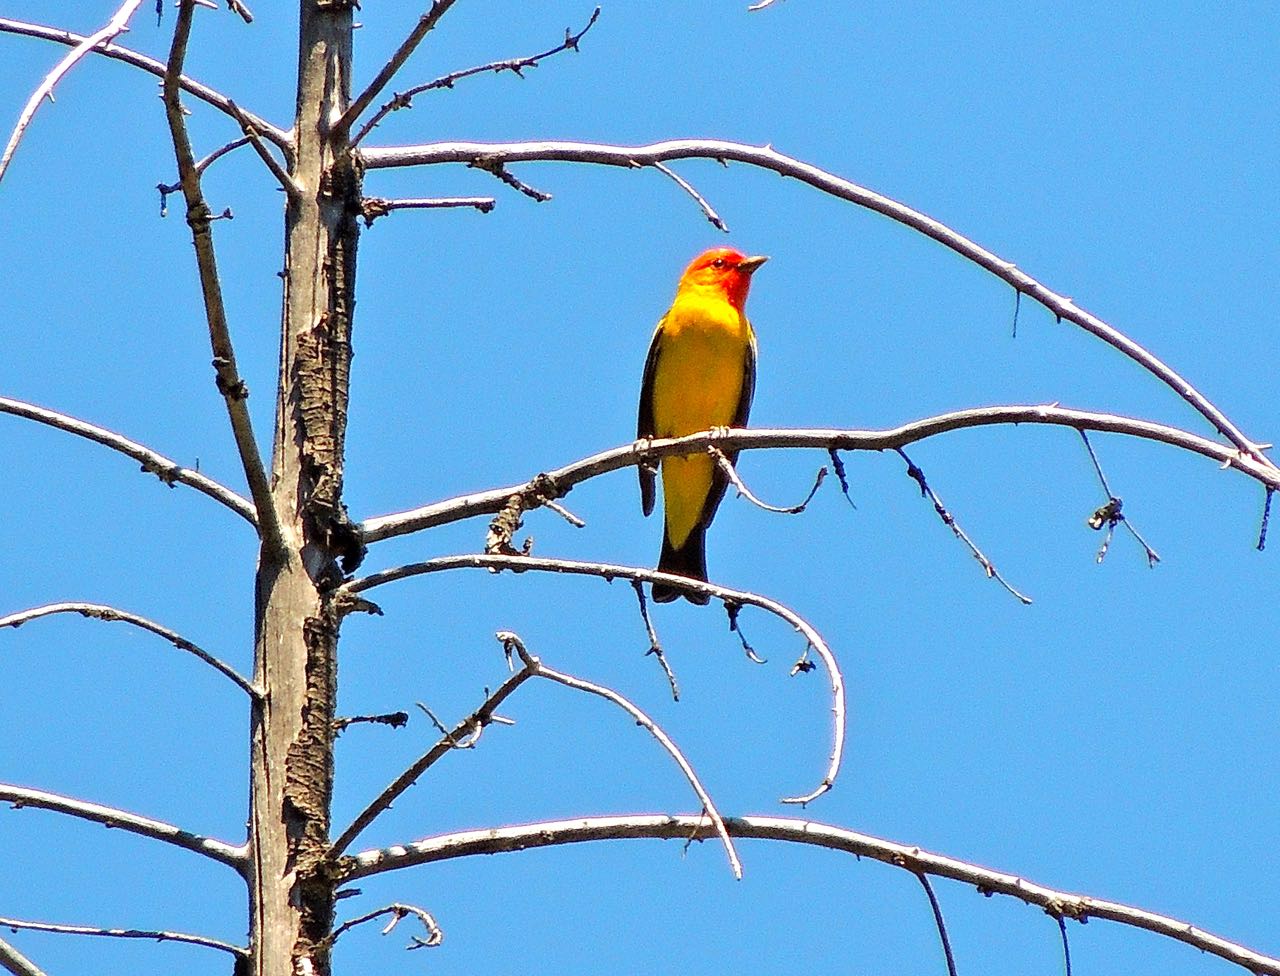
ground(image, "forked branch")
xmin=360 ymin=138 xmax=1275 ymax=469
xmin=341 ymin=554 xmax=846 ymax=806
xmin=341 ymin=814 xmax=1280 ymax=976
xmin=359 ymin=406 xmax=1280 ymax=545
xmin=0 ymin=783 xmax=247 ymax=870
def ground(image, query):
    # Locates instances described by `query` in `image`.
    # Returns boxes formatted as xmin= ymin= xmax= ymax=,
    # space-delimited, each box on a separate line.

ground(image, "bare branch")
xmin=915 ymin=872 xmax=958 ymax=976
xmin=332 ymin=0 xmax=462 ymax=143
xmin=0 ymin=395 xmax=256 ymax=526
xmin=360 ymin=138 xmax=1276 ymax=470
xmin=712 ymin=446 xmax=824 ymax=514
xmin=341 ymin=554 xmax=846 ymax=806
xmin=1079 ymin=430 xmax=1161 ymax=567
xmin=360 ymin=195 xmax=495 ymax=225
xmin=351 ymin=7 xmax=602 ymax=146
xmin=0 ymin=916 xmax=245 ymax=960
xmin=360 ymin=406 xmax=1280 ymax=545
xmin=0 ymin=783 xmax=247 ymax=870
xmin=0 ymin=0 xmax=145 ymax=185
xmin=326 ymin=903 xmax=442 ymax=951
xmin=226 ymin=99 xmax=299 ymax=195
xmin=328 ymin=664 xmax=535 ymax=859
xmin=0 ymin=602 xmax=259 ymax=698
xmin=0 ymin=937 xmax=45 ymax=976
xmin=342 ymin=813 xmax=1280 ymax=976
xmin=162 ymin=0 xmax=282 ymax=554
xmin=897 ymin=447 xmax=1033 ymax=604
xmin=747 ymin=0 xmax=783 ymax=9
xmin=0 ymin=18 xmax=291 ymax=151
xmin=333 ymin=711 xmax=410 ymax=736
xmin=469 ymin=155 xmax=552 ymax=201
xmin=652 ymin=161 xmax=727 ymax=231
xmin=631 ymin=580 xmax=679 ymax=701
xmin=497 ymin=631 xmax=741 ymax=878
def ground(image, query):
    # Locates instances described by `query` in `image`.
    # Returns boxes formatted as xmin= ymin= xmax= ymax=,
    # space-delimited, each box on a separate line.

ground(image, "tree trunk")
xmin=247 ymin=4 xmax=360 ymax=974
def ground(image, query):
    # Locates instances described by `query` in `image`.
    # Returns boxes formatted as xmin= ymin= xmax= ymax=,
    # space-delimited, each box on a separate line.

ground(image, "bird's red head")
xmin=676 ymin=247 xmax=769 ymax=311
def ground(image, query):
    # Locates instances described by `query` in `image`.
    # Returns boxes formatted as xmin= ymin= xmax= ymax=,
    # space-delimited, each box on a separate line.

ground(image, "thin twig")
xmin=652 ymin=161 xmax=727 ymax=231
xmin=0 ymin=602 xmax=258 ymax=698
xmin=469 ymin=156 xmax=551 ymax=201
xmin=332 ymin=0 xmax=462 ymax=142
xmin=0 ymin=916 xmax=245 ymax=959
xmin=351 ymin=7 xmax=602 ymax=146
xmin=226 ymin=99 xmax=299 ymax=195
xmin=0 ymin=936 xmax=45 ymax=976
xmin=325 ymin=903 xmax=442 ymax=951
xmin=341 ymin=813 xmax=1280 ymax=976
xmin=158 ymin=134 xmax=253 ymax=199
xmin=226 ymin=0 xmax=253 ymax=23
xmin=1057 ymin=914 xmax=1073 ymax=976
xmin=828 ymin=448 xmax=857 ymax=508
xmin=497 ymin=631 xmax=742 ymax=879
xmin=329 ymin=665 xmax=534 ymax=859
xmin=747 ymin=0 xmax=783 ymax=9
xmin=897 ymin=448 xmax=1033 ymax=604
xmin=724 ymin=601 xmax=767 ymax=664
xmin=341 ymin=553 xmax=846 ymax=806
xmin=0 ymin=18 xmax=291 ymax=151
xmin=333 ymin=711 xmax=410 ymax=736
xmin=0 ymin=783 xmax=247 ymax=870
xmin=915 ymin=872 xmax=958 ymax=976
xmin=712 ymin=446 xmax=824 ymax=514
xmin=0 ymin=0 xmax=144 ymax=185
xmin=1258 ymin=488 xmax=1274 ymax=552
xmin=631 ymin=580 xmax=679 ymax=701
xmin=360 ymin=137 xmax=1277 ymax=473
xmin=0 ymin=395 xmax=256 ymax=525
xmin=162 ymin=0 xmax=281 ymax=554
xmin=358 ymin=407 xmax=1280 ymax=545
xmin=360 ymin=195 xmax=495 ymax=225
xmin=1079 ymin=430 xmax=1161 ymax=567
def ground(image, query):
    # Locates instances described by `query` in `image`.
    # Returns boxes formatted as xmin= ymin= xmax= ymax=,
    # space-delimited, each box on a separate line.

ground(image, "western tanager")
xmin=637 ymin=247 xmax=768 ymax=603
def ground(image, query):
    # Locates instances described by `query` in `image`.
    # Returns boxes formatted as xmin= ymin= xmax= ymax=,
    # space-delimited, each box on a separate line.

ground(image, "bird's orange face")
xmin=676 ymin=247 xmax=769 ymax=311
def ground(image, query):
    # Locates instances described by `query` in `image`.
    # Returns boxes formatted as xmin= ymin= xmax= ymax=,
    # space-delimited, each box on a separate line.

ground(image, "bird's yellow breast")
xmin=650 ymin=291 xmax=754 ymax=549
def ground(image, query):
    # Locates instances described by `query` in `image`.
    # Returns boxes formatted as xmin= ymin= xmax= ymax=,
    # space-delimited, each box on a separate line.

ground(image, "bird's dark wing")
xmin=637 ymin=318 xmax=665 ymax=517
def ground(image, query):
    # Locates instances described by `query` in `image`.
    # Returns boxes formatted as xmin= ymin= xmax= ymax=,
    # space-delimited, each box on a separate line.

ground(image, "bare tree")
xmin=2 ymin=4 xmax=1277 ymax=975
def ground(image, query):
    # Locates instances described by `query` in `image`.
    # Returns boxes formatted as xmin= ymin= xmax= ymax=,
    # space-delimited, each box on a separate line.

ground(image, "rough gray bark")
xmin=247 ymin=4 xmax=360 ymax=974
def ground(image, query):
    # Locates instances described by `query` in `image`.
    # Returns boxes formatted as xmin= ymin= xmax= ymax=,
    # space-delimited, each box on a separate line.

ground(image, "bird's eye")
xmin=711 ymin=258 xmax=726 ymax=269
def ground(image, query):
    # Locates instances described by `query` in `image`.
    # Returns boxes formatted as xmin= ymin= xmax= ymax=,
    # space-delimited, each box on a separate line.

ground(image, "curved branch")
xmin=342 ymin=813 xmax=1280 ymax=976
xmin=0 ymin=783 xmax=247 ymax=871
xmin=0 ymin=18 xmax=291 ymax=152
xmin=341 ymin=554 xmax=846 ymax=805
xmin=0 ymin=603 xmax=258 ymax=698
xmin=0 ymin=916 xmax=244 ymax=960
xmin=359 ymin=405 xmax=1280 ymax=544
xmin=0 ymin=0 xmax=144 ymax=185
xmin=0 ymin=395 xmax=257 ymax=526
xmin=360 ymin=138 xmax=1274 ymax=469
xmin=0 ymin=937 xmax=44 ymax=976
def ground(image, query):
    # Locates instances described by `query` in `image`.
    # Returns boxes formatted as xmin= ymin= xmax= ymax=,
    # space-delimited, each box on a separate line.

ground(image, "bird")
xmin=637 ymin=246 xmax=767 ymax=603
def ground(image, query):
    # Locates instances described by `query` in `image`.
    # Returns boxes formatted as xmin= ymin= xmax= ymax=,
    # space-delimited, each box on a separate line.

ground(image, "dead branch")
xmin=1079 ymin=430 xmax=1161 ymax=566
xmin=332 ymin=0 xmax=462 ymax=143
xmin=897 ymin=447 xmax=1033 ymax=604
xmin=0 ymin=602 xmax=258 ymax=697
xmin=0 ymin=18 xmax=291 ymax=152
xmin=0 ymin=936 xmax=44 ymax=976
xmin=631 ymin=580 xmax=679 ymax=700
xmin=351 ymin=7 xmax=602 ymax=146
xmin=0 ymin=916 xmax=245 ymax=960
xmin=328 ymin=663 xmax=535 ymax=859
xmin=652 ymin=161 xmax=728 ymax=231
xmin=915 ymin=872 xmax=958 ymax=976
xmin=325 ymin=902 xmax=442 ymax=951
xmin=0 ymin=782 xmax=247 ymax=870
xmin=341 ymin=553 xmax=846 ymax=806
xmin=225 ymin=100 xmax=300 ymax=195
xmin=360 ymin=195 xmax=495 ymax=225
xmin=0 ymin=0 xmax=145 ymax=185
xmin=162 ymin=0 xmax=281 ymax=553
xmin=0 ymin=395 xmax=256 ymax=526
xmin=341 ymin=813 xmax=1280 ymax=976
xmin=360 ymin=138 xmax=1276 ymax=471
xmin=712 ymin=446 xmax=825 ymax=514
xmin=333 ymin=711 xmax=410 ymax=736
xmin=359 ymin=406 xmax=1280 ymax=545
xmin=497 ymin=631 xmax=741 ymax=878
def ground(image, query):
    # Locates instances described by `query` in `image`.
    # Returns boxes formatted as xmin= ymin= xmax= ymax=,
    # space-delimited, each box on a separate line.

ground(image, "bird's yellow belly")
xmin=650 ymin=308 xmax=749 ymax=549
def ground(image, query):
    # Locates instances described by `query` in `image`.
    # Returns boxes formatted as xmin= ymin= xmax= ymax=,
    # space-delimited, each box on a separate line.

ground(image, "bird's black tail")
xmin=652 ymin=527 xmax=711 ymax=604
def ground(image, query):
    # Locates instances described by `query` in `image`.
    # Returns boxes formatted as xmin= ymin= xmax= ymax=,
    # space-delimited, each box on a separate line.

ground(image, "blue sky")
xmin=2 ymin=2 xmax=1278 ymax=973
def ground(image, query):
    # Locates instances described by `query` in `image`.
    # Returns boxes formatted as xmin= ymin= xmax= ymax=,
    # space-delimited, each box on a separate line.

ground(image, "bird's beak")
xmin=737 ymin=255 xmax=769 ymax=275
